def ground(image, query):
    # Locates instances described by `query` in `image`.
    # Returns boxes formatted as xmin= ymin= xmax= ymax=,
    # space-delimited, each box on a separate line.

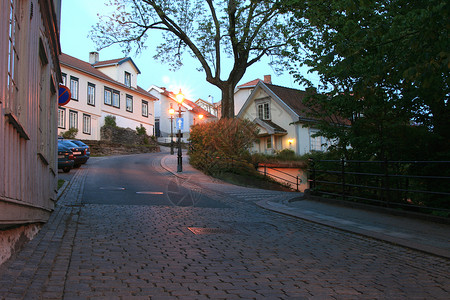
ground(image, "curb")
xmin=256 ymin=199 xmax=450 ymax=259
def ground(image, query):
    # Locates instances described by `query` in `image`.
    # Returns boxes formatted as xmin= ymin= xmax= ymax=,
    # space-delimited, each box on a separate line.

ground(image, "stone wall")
xmin=81 ymin=126 xmax=160 ymax=156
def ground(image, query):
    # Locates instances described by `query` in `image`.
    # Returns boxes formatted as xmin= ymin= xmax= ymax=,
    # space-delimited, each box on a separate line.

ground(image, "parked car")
xmin=67 ymin=140 xmax=90 ymax=158
xmin=58 ymin=140 xmax=89 ymax=167
xmin=58 ymin=144 xmax=74 ymax=173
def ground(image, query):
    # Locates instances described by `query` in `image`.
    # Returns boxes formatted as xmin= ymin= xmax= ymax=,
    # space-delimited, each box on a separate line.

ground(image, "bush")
xmin=136 ymin=124 xmax=146 ymax=135
xmin=189 ymin=118 xmax=259 ymax=174
xmin=61 ymin=127 xmax=78 ymax=139
xmin=104 ymin=115 xmax=117 ymax=127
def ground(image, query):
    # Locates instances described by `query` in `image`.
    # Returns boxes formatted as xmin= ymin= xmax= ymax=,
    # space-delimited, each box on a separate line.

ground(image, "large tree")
xmin=90 ymin=0 xmax=299 ymax=118
xmin=285 ymin=0 xmax=449 ymax=160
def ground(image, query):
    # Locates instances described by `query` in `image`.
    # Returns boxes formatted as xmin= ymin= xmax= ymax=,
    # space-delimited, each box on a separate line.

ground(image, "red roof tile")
xmin=60 ymin=53 xmax=155 ymax=100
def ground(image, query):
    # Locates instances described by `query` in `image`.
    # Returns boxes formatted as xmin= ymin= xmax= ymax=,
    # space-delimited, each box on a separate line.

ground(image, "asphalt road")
xmin=2 ymin=152 xmax=449 ymax=299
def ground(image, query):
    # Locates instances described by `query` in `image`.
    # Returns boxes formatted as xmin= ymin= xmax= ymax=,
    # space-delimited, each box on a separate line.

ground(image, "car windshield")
xmin=58 ymin=140 xmax=78 ymax=148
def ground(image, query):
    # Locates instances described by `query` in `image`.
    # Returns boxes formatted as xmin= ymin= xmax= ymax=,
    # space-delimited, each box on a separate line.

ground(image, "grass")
xmin=57 ymin=179 xmax=65 ymax=190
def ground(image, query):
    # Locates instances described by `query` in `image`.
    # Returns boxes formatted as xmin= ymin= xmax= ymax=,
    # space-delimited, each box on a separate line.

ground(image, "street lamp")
xmin=169 ymin=104 xmax=175 ymax=155
xmin=175 ymin=89 xmax=184 ymax=172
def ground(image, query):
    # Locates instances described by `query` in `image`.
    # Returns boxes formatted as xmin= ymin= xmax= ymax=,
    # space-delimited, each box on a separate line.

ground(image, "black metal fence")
xmin=308 ymin=159 xmax=450 ymax=216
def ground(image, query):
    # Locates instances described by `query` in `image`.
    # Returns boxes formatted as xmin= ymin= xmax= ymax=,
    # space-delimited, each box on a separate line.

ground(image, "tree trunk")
xmin=220 ymin=83 xmax=235 ymax=119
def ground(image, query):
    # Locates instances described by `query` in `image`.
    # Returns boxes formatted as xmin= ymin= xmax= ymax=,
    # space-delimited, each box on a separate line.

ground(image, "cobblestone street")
xmin=1 ymin=153 xmax=449 ymax=299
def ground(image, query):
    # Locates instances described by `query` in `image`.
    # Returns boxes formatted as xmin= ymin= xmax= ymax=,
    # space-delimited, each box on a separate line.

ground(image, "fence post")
xmin=341 ymin=158 xmax=346 ymax=201
xmin=264 ymin=164 xmax=267 ymax=177
xmin=308 ymin=158 xmax=315 ymax=190
xmin=384 ymin=159 xmax=390 ymax=207
xmin=296 ymin=176 xmax=299 ymax=192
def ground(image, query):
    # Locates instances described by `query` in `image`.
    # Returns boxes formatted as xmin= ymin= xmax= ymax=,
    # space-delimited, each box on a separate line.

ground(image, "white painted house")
xmin=1 ymin=0 xmax=62 ymax=263
xmin=148 ymin=86 xmax=216 ymax=143
xmin=58 ymin=52 xmax=157 ymax=140
xmin=237 ymin=81 xmax=348 ymax=155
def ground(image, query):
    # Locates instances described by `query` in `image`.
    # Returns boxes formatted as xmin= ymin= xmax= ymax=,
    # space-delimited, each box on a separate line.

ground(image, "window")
xmin=125 ymin=71 xmax=131 ymax=87
xmin=7 ymin=0 xmax=20 ymax=105
xmin=58 ymin=108 xmax=66 ymax=128
xmin=62 ymin=73 xmax=67 ymax=86
xmin=126 ymin=95 xmax=133 ymax=112
xmin=257 ymin=102 xmax=270 ymax=120
xmin=142 ymin=100 xmax=148 ymax=117
xmin=267 ymin=136 xmax=272 ymax=149
xmin=87 ymin=83 xmax=95 ymax=106
xmin=83 ymin=114 xmax=91 ymax=134
xmin=69 ymin=110 xmax=78 ymax=129
xmin=70 ymin=76 xmax=79 ymax=100
xmin=310 ymin=129 xmax=323 ymax=152
xmin=104 ymin=87 xmax=112 ymax=105
xmin=112 ymin=90 xmax=120 ymax=108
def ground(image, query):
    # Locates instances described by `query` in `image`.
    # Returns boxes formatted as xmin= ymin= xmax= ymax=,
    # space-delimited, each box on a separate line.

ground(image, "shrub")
xmin=189 ymin=118 xmax=259 ymax=174
xmin=104 ymin=115 xmax=117 ymax=127
xmin=61 ymin=127 xmax=78 ymax=139
xmin=136 ymin=124 xmax=147 ymax=135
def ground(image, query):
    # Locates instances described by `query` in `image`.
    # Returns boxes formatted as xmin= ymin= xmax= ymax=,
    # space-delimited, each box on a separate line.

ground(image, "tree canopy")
xmin=91 ymin=0 xmax=299 ymax=118
xmin=285 ymin=0 xmax=449 ymax=160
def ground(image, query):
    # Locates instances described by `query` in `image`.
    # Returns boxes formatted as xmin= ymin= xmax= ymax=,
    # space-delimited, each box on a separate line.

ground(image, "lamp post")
xmin=169 ymin=105 xmax=175 ymax=155
xmin=175 ymin=89 xmax=184 ymax=172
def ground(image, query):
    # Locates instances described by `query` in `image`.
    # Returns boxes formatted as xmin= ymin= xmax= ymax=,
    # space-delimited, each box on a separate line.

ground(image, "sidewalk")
xmin=161 ymin=152 xmax=450 ymax=259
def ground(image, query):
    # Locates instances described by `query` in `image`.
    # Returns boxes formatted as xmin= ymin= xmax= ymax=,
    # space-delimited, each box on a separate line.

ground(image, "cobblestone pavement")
xmin=1 ymin=153 xmax=449 ymax=299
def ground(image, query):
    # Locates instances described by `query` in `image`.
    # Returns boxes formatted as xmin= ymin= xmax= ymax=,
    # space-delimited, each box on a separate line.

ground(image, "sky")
xmin=60 ymin=0 xmax=316 ymax=103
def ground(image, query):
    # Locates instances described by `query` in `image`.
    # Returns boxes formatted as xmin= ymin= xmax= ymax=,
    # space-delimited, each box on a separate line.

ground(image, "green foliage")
xmin=61 ymin=127 xmax=78 ymax=139
xmin=189 ymin=118 xmax=259 ymax=174
xmin=136 ymin=124 xmax=146 ymax=135
xmin=103 ymin=115 xmax=117 ymax=127
xmin=285 ymin=0 xmax=450 ymax=161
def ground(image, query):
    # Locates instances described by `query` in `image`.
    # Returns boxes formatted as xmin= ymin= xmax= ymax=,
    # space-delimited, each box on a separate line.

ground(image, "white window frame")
xmin=58 ymin=108 xmax=66 ymax=128
xmin=142 ymin=100 xmax=148 ymax=117
xmin=310 ymin=129 xmax=324 ymax=152
xmin=104 ymin=87 xmax=112 ymax=105
xmin=83 ymin=114 xmax=91 ymax=134
xmin=257 ymin=102 xmax=270 ymax=120
xmin=87 ymin=82 xmax=95 ymax=106
xmin=69 ymin=110 xmax=78 ymax=129
xmin=126 ymin=95 xmax=133 ymax=112
xmin=70 ymin=76 xmax=79 ymax=100
xmin=61 ymin=73 xmax=67 ymax=86
xmin=125 ymin=71 xmax=131 ymax=87
xmin=112 ymin=90 xmax=120 ymax=108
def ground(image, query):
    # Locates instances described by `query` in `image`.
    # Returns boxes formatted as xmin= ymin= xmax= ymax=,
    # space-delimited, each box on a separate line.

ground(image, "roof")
xmin=60 ymin=53 xmax=156 ymax=100
xmin=249 ymin=82 xmax=350 ymax=125
xmin=237 ymin=79 xmax=262 ymax=89
xmin=156 ymin=87 xmax=216 ymax=119
xmin=254 ymin=118 xmax=287 ymax=136
xmin=93 ymin=57 xmax=141 ymax=74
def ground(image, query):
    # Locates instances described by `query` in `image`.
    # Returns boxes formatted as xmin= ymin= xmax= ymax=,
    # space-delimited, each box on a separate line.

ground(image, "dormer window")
xmin=257 ymin=102 xmax=270 ymax=120
xmin=124 ymin=71 xmax=131 ymax=87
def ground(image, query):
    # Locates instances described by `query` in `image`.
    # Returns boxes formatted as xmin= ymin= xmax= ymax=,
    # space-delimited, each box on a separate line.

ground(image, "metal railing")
xmin=259 ymin=164 xmax=302 ymax=191
xmin=308 ymin=159 xmax=450 ymax=215
xmin=190 ymin=152 xmax=302 ymax=191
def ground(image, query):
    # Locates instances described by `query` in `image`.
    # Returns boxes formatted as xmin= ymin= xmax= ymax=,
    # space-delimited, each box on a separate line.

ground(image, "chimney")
xmin=89 ymin=51 xmax=99 ymax=64
xmin=264 ymin=75 xmax=272 ymax=84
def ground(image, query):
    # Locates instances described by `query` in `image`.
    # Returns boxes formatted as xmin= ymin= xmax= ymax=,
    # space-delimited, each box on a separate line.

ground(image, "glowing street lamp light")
xmin=198 ymin=114 xmax=204 ymax=120
xmin=175 ymin=89 xmax=184 ymax=172
xmin=169 ymin=105 xmax=175 ymax=155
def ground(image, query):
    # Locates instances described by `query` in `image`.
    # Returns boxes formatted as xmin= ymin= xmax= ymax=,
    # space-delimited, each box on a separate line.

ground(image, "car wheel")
xmin=63 ymin=167 xmax=71 ymax=173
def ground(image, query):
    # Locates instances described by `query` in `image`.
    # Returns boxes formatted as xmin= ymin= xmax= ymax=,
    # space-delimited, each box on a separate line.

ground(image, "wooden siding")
xmin=0 ymin=0 xmax=61 ymax=226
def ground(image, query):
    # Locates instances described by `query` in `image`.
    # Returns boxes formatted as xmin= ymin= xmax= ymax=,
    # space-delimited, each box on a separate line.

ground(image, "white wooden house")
xmin=237 ymin=81 xmax=347 ymax=155
xmin=58 ymin=52 xmax=157 ymax=140
xmin=148 ymin=86 xmax=216 ymax=143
